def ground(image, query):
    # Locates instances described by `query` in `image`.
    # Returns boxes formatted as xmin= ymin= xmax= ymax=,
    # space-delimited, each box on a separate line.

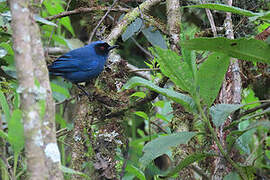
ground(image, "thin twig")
xmin=120 ymin=140 xmax=129 ymax=180
xmin=237 ymin=102 xmax=270 ymax=119
xmin=46 ymin=7 xmax=129 ymax=21
xmin=200 ymin=0 xmax=217 ymax=37
xmin=190 ymin=165 xmax=210 ymax=180
xmin=55 ymin=95 xmax=77 ymax=105
xmin=88 ymin=0 xmax=119 ymax=43
xmin=150 ymin=120 xmax=167 ymax=133
xmin=131 ymin=37 xmax=154 ymax=58
xmin=129 ymin=68 xmax=160 ymax=72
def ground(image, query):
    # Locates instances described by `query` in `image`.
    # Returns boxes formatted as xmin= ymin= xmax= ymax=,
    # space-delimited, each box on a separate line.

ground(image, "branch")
xmin=200 ymin=0 xmax=217 ymax=37
xmin=46 ymin=7 xmax=129 ymax=21
xmin=88 ymin=0 xmax=119 ymax=43
xmin=238 ymin=102 xmax=270 ymax=119
xmin=166 ymin=0 xmax=181 ymax=51
xmin=106 ymin=0 xmax=164 ymax=43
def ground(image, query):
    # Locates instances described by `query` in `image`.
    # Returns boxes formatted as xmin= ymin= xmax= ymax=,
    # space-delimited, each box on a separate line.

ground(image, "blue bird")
xmin=48 ymin=41 xmax=118 ymax=83
xmin=48 ymin=41 xmax=118 ymax=97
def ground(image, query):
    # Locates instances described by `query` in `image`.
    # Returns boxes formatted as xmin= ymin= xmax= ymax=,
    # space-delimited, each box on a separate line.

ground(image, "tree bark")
xmin=214 ymin=0 xmax=242 ymax=179
xmin=29 ymin=1 xmax=64 ymax=179
xmin=10 ymin=1 xmax=48 ymax=179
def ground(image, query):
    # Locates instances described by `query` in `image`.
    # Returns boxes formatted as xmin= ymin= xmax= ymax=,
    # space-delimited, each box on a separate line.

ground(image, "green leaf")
xmin=0 ymin=89 xmax=10 ymax=122
xmin=125 ymin=164 xmax=146 ymax=180
xmin=135 ymin=111 xmax=149 ymax=120
xmin=0 ymin=130 xmax=8 ymax=140
xmin=123 ymin=76 xmax=196 ymax=113
xmin=131 ymin=92 xmax=146 ymax=98
xmin=186 ymin=4 xmax=256 ymax=17
xmin=182 ymin=37 xmax=270 ymax=64
xmin=153 ymin=101 xmax=165 ymax=108
xmin=152 ymin=47 xmax=195 ymax=94
xmin=122 ymin=18 xmax=143 ymax=41
xmin=13 ymin=92 xmax=20 ymax=109
xmin=50 ymin=82 xmax=70 ymax=102
xmin=198 ymin=53 xmax=230 ymax=106
xmin=55 ymin=113 xmax=67 ymax=129
xmin=142 ymin=27 xmax=167 ymax=49
xmin=0 ymin=42 xmax=14 ymax=55
xmin=247 ymin=120 xmax=270 ymax=130
xmin=139 ymin=132 xmax=196 ymax=168
xmin=34 ymin=15 xmax=57 ymax=27
xmin=43 ymin=0 xmax=75 ymax=36
xmin=60 ymin=165 xmax=89 ymax=178
xmin=224 ymin=172 xmax=241 ymax=180
xmin=8 ymin=109 xmax=24 ymax=154
xmin=166 ymin=153 xmax=214 ymax=177
xmin=210 ymin=104 xmax=243 ymax=127
xmin=187 ymin=4 xmax=270 ymax=21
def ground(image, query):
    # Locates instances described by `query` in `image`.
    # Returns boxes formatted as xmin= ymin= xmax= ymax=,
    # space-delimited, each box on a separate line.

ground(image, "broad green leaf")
xmin=153 ymin=101 xmax=165 ymax=108
xmin=0 ymin=42 xmax=13 ymax=55
xmin=0 ymin=89 xmax=10 ymax=122
xmin=43 ymin=0 xmax=75 ymax=36
xmin=125 ymin=164 xmax=146 ymax=180
xmin=210 ymin=104 xmax=243 ymax=127
xmin=152 ymin=47 xmax=195 ymax=94
xmin=60 ymin=165 xmax=89 ymax=178
xmin=187 ymin=4 xmax=270 ymax=21
xmin=8 ymin=109 xmax=24 ymax=154
xmin=187 ymin=4 xmax=255 ymax=17
xmin=247 ymin=120 xmax=270 ymax=130
xmin=50 ymin=82 xmax=70 ymax=102
xmin=139 ymin=132 xmax=196 ymax=167
xmin=13 ymin=92 xmax=20 ymax=109
xmin=182 ymin=37 xmax=270 ymax=64
xmin=135 ymin=111 xmax=149 ymax=120
xmin=123 ymin=76 xmax=196 ymax=113
xmin=224 ymin=172 xmax=241 ymax=180
xmin=60 ymin=17 xmax=75 ymax=36
xmin=142 ymin=27 xmax=167 ymax=49
xmin=236 ymin=128 xmax=255 ymax=154
xmin=55 ymin=113 xmax=67 ymax=128
xmin=198 ymin=53 xmax=230 ymax=106
xmin=166 ymin=153 xmax=214 ymax=177
xmin=242 ymin=88 xmax=260 ymax=109
xmin=180 ymin=30 xmax=197 ymax=81
xmin=227 ymin=120 xmax=270 ymax=151
xmin=122 ymin=18 xmax=143 ymax=41
xmin=227 ymin=130 xmax=246 ymax=152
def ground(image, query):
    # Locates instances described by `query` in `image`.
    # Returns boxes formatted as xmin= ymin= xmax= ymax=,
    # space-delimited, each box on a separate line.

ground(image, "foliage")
xmin=0 ymin=0 xmax=269 ymax=179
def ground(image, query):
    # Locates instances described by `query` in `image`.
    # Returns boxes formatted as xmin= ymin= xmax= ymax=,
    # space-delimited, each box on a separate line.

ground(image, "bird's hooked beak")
xmin=108 ymin=45 xmax=119 ymax=51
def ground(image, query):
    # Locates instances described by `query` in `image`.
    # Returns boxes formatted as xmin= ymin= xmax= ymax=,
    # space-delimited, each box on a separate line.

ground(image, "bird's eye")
xmin=99 ymin=46 xmax=105 ymax=50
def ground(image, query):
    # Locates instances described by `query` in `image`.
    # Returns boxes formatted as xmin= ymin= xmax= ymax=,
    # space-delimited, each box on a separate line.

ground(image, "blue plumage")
xmin=48 ymin=41 xmax=118 ymax=83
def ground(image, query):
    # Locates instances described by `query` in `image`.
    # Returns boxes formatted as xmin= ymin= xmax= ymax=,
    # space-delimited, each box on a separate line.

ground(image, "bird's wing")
xmin=48 ymin=53 xmax=98 ymax=73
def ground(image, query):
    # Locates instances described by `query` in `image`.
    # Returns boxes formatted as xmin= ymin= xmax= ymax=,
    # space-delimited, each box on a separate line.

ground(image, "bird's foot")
xmin=76 ymin=84 xmax=93 ymax=101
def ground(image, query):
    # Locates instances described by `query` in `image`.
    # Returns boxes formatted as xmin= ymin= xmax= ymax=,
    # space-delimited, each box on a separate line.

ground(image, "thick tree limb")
xmin=166 ymin=0 xmax=181 ymax=51
xmin=106 ymin=0 xmax=165 ymax=42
